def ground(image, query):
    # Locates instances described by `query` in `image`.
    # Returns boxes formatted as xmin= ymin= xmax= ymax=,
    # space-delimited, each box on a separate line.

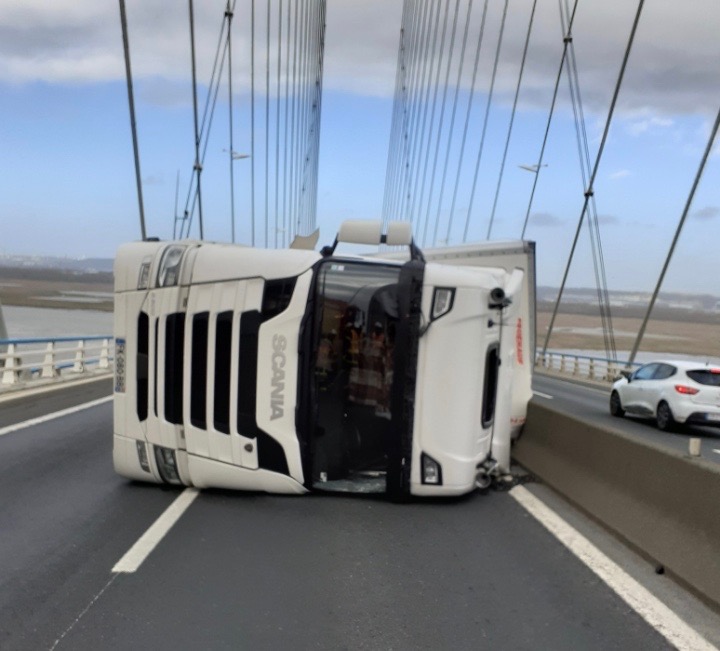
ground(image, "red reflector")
xmin=711 ymin=368 xmax=720 ymax=374
xmin=675 ymin=385 xmax=699 ymax=395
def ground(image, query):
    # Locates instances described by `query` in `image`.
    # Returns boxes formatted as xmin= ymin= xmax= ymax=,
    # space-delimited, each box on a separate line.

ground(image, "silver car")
xmin=610 ymin=360 xmax=720 ymax=431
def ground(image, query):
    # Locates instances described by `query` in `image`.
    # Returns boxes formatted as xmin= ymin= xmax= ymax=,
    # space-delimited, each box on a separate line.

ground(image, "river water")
xmin=2 ymin=305 xmax=718 ymax=367
xmin=1 ymin=305 xmax=113 ymax=339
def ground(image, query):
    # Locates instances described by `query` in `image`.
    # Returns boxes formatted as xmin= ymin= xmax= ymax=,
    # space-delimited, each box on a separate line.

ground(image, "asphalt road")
xmin=1 ymin=385 xmax=719 ymax=649
xmin=533 ymin=373 xmax=720 ymax=465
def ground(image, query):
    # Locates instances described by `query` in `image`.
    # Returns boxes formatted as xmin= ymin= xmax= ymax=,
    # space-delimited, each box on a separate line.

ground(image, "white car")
xmin=610 ymin=360 xmax=720 ymax=431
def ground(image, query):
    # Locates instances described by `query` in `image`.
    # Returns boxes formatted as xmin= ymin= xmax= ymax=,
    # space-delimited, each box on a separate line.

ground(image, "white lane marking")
xmin=49 ymin=574 xmax=119 ymax=651
xmin=510 ymin=486 xmax=718 ymax=651
xmin=0 ymin=395 xmax=113 ymax=438
xmin=113 ymin=488 xmax=200 ymax=573
xmin=533 ymin=391 xmax=554 ymax=400
xmin=713 ymin=449 xmax=720 ymax=456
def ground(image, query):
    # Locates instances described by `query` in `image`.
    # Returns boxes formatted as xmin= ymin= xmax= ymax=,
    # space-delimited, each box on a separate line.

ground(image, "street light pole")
xmin=223 ymin=150 xmax=250 ymax=244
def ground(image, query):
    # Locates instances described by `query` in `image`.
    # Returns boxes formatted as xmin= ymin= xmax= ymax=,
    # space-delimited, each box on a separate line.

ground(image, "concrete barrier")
xmin=513 ymin=401 xmax=720 ymax=610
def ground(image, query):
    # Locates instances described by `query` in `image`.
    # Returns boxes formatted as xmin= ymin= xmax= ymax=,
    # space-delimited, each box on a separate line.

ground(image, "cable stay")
xmin=444 ymin=0 xmax=490 ymax=245
xmin=402 ymin=0 xmax=438 ymax=228
xmin=520 ymin=0 xmax=580 ymax=240
xmin=485 ymin=0 xmax=538 ymax=241
xmin=118 ymin=0 xmax=147 ymax=241
xmin=556 ymin=0 xmax=616 ymax=360
xmin=461 ymin=0 xmax=509 ymax=244
xmin=629 ymin=105 xmax=720 ymax=365
xmin=421 ymin=0 xmax=462 ymax=247
xmin=542 ymin=0 xmax=647 ymax=358
xmin=431 ymin=0 xmax=476 ymax=246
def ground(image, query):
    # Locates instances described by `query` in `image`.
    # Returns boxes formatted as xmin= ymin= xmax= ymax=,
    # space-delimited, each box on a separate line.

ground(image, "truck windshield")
xmin=310 ymin=260 xmax=402 ymax=492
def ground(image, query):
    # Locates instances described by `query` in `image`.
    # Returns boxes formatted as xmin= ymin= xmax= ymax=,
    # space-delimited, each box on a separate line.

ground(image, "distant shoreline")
xmin=0 ymin=296 xmax=113 ymax=312
xmin=0 ymin=266 xmax=113 ymax=313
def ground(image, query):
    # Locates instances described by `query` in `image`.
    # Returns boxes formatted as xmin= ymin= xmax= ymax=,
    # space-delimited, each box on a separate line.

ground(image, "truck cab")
xmin=113 ymin=220 xmax=534 ymax=498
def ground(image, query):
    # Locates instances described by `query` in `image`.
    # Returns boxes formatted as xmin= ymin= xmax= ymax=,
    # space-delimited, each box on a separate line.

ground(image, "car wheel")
xmin=610 ymin=391 xmax=625 ymax=417
xmin=656 ymin=401 xmax=676 ymax=432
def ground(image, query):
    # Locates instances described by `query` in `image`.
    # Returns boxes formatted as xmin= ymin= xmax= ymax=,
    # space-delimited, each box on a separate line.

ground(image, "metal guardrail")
xmin=535 ymin=350 xmax=642 ymax=383
xmin=0 ymin=336 xmax=113 ymax=387
xmin=0 ymin=337 xmax=643 ymax=390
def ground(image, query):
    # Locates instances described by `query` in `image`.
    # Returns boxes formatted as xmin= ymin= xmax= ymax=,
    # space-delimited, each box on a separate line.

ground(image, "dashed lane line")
xmin=510 ymin=486 xmax=718 ymax=651
xmin=532 ymin=391 xmax=554 ymax=399
xmin=112 ymin=488 xmax=200 ymax=573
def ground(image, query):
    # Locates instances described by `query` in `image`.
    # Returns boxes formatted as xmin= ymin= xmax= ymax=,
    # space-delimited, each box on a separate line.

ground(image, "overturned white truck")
xmin=113 ymin=220 xmax=535 ymax=498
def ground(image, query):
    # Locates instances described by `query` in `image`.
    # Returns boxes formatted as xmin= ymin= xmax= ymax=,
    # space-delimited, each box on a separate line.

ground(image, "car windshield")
xmin=309 ymin=260 xmax=402 ymax=491
xmin=687 ymin=369 xmax=720 ymax=387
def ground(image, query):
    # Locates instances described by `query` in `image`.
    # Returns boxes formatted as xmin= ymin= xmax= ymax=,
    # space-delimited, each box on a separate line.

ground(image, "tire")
xmin=656 ymin=401 xmax=677 ymax=432
xmin=610 ymin=391 xmax=625 ymax=418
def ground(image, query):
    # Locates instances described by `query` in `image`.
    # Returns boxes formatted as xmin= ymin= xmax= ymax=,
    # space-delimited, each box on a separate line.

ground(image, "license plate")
xmin=705 ymin=413 xmax=720 ymax=422
xmin=115 ymin=338 xmax=126 ymax=393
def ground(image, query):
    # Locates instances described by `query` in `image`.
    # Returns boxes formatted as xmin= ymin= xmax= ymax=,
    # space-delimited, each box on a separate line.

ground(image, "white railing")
xmin=535 ymin=350 xmax=641 ymax=383
xmin=0 ymin=336 xmax=113 ymax=388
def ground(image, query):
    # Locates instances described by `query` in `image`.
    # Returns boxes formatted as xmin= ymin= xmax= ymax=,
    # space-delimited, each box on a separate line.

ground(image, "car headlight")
xmin=431 ymin=288 xmax=455 ymax=320
xmin=157 ymin=246 xmax=185 ymax=287
xmin=421 ymin=453 xmax=443 ymax=485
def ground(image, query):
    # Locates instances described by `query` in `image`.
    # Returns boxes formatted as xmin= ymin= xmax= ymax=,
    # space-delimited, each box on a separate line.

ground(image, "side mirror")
xmin=337 ymin=219 xmax=383 ymax=245
xmin=323 ymin=219 xmax=423 ymax=261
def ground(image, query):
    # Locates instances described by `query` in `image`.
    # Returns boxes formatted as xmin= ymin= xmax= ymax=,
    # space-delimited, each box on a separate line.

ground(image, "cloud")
xmin=624 ymin=115 xmax=675 ymax=137
xmin=692 ymin=206 xmax=720 ymax=221
xmin=530 ymin=212 xmax=563 ymax=227
xmin=0 ymin=0 xmax=718 ymax=118
xmin=597 ymin=214 xmax=619 ymax=225
xmin=609 ymin=169 xmax=631 ymax=180
xmin=143 ymin=174 xmax=164 ymax=186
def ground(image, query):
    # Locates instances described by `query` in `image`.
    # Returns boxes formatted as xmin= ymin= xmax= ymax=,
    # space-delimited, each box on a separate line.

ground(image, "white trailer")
xmin=113 ymin=221 xmax=535 ymax=498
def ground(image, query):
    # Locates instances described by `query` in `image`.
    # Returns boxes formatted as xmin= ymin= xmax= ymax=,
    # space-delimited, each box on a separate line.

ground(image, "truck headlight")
xmin=421 ymin=453 xmax=443 ymax=485
xmin=136 ymin=440 xmax=150 ymax=472
xmin=157 ymin=246 xmax=185 ymax=287
xmin=137 ymin=258 xmax=152 ymax=290
xmin=154 ymin=446 xmax=181 ymax=484
xmin=431 ymin=288 xmax=455 ymax=320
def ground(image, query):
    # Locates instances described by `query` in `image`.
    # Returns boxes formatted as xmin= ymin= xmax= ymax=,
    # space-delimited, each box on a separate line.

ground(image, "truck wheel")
xmin=610 ymin=391 xmax=625 ymax=417
xmin=656 ymin=401 xmax=676 ymax=432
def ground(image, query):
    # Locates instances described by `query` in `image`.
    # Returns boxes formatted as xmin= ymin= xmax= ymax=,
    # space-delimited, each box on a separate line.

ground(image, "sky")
xmin=0 ymin=0 xmax=719 ymax=295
